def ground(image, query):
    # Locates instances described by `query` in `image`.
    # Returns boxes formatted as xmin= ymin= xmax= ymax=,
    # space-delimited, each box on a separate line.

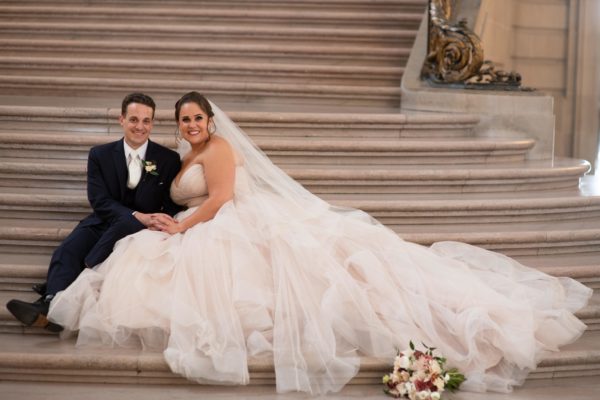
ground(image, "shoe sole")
xmin=6 ymin=300 xmax=63 ymax=332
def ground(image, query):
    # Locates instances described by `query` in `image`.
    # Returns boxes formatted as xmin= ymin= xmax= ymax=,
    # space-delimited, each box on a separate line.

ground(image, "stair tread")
xmin=0 ymin=377 xmax=598 ymax=400
xmin=0 ymin=74 xmax=401 ymax=92
xmin=0 ymin=251 xmax=598 ymax=272
xmin=0 ymin=155 xmax=590 ymax=173
xmin=2 ymin=216 xmax=600 ymax=240
xmin=0 ymin=104 xmax=481 ymax=122
xmin=0 ymin=131 xmax=525 ymax=147
xmin=0 ymin=37 xmax=413 ymax=56
xmin=0 ymin=4 xmax=424 ymax=20
xmin=0 ymin=252 xmax=49 ymax=266
xmin=3 ymin=289 xmax=599 ymax=324
xmin=2 ymin=188 xmax=600 ymax=210
xmin=0 ymin=95 xmax=400 ymax=113
xmin=2 ymin=184 xmax=598 ymax=202
xmin=388 ymin=218 xmax=600 ymax=235
xmin=0 ymin=330 xmax=598 ymax=369
xmin=0 ymin=55 xmax=406 ymax=75
xmin=514 ymin=252 xmax=600 ymax=268
xmin=0 ymin=20 xmax=418 ymax=36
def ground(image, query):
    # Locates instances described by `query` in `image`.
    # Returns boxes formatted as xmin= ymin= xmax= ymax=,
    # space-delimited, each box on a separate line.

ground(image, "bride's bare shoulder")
xmin=206 ymin=135 xmax=233 ymax=154
xmin=203 ymin=135 xmax=236 ymax=163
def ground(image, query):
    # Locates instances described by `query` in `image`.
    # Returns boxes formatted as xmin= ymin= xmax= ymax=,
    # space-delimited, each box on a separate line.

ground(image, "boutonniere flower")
xmin=383 ymin=341 xmax=465 ymax=400
xmin=142 ymin=160 xmax=159 ymax=176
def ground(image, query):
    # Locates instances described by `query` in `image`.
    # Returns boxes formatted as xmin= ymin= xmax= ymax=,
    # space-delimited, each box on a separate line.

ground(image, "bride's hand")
xmin=153 ymin=214 xmax=185 ymax=234
xmin=145 ymin=213 xmax=174 ymax=231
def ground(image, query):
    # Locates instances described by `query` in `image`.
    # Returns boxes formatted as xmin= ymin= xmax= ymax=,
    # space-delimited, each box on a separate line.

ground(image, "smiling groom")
xmin=6 ymin=92 xmax=182 ymax=332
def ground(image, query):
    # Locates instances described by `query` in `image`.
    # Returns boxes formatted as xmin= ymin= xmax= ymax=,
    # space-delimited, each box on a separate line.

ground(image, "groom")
xmin=6 ymin=92 xmax=182 ymax=332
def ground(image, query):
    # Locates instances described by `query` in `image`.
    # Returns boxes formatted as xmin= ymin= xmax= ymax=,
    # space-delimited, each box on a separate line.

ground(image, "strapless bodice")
xmin=170 ymin=164 xmax=208 ymax=208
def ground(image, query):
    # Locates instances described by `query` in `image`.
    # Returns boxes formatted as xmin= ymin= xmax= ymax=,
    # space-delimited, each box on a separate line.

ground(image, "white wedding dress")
xmin=48 ymin=103 xmax=592 ymax=395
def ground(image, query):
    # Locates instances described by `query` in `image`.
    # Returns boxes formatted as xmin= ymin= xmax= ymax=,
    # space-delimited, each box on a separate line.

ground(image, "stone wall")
xmin=474 ymin=0 xmax=599 ymax=168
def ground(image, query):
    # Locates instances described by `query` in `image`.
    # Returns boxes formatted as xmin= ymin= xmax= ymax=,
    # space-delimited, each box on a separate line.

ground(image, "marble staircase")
xmin=0 ymin=1 xmax=426 ymax=110
xmin=0 ymin=0 xmax=599 ymax=397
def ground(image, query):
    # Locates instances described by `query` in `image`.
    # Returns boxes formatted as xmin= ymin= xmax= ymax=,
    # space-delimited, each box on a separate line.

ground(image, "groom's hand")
xmin=133 ymin=212 xmax=168 ymax=230
xmin=149 ymin=213 xmax=176 ymax=231
xmin=152 ymin=213 xmax=184 ymax=234
xmin=133 ymin=211 xmax=153 ymax=229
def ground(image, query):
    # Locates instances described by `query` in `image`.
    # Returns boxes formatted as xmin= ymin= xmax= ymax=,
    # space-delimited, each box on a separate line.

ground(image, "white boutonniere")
xmin=142 ymin=160 xmax=159 ymax=176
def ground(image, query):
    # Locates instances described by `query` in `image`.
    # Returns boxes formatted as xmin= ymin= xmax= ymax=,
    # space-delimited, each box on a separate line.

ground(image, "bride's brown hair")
xmin=174 ymin=91 xmax=214 ymax=121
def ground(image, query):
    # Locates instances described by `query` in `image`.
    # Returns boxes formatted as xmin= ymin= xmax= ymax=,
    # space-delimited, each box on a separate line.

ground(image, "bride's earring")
xmin=174 ymin=127 xmax=182 ymax=144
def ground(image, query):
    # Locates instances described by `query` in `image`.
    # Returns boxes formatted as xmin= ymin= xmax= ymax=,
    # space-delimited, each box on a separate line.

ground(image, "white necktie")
xmin=127 ymin=151 xmax=142 ymax=189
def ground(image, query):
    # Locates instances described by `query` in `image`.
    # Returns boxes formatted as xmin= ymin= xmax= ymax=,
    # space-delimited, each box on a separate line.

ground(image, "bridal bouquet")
xmin=383 ymin=341 xmax=465 ymax=400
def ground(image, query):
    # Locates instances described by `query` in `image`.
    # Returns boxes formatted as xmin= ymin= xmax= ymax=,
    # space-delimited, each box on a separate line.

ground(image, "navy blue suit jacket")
xmin=44 ymin=138 xmax=183 ymax=295
xmin=83 ymin=138 xmax=182 ymax=226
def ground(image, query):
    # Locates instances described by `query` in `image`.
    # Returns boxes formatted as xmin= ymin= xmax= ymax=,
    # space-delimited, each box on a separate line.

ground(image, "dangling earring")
xmin=208 ymin=120 xmax=216 ymax=135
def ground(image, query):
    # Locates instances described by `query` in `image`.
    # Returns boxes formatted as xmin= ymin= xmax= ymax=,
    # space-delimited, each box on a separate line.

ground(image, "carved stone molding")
xmin=421 ymin=0 xmax=529 ymax=90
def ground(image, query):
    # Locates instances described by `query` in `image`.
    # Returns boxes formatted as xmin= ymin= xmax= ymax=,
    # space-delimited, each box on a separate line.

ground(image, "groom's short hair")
xmin=121 ymin=93 xmax=156 ymax=119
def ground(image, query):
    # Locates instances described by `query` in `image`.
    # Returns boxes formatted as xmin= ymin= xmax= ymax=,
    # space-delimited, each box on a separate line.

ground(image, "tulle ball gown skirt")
xmin=48 ymin=184 xmax=592 ymax=394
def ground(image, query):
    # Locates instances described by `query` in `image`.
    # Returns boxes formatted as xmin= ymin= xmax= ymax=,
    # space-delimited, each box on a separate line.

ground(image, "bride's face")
xmin=178 ymin=102 xmax=211 ymax=146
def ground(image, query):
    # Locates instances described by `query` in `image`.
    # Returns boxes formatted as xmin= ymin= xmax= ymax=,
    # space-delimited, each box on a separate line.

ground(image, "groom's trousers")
xmin=45 ymin=214 xmax=144 ymax=296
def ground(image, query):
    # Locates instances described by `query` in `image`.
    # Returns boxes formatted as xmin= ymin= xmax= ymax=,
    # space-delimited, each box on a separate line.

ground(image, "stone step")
xmin=0 ymin=157 xmax=588 ymax=193
xmin=0 ymin=5 xmax=424 ymax=29
xmin=0 ymin=0 xmax=428 ymax=13
xmin=3 ymin=187 xmax=600 ymax=225
xmin=6 ymin=289 xmax=598 ymax=337
xmin=0 ymin=21 xmax=418 ymax=46
xmin=0 ymin=56 xmax=404 ymax=86
xmin=0 ymin=106 xmax=480 ymax=138
xmin=2 ymin=251 xmax=599 ymax=291
xmin=2 ymin=248 xmax=598 ymax=296
xmin=1 ymin=215 xmax=599 ymax=257
xmin=293 ymin=160 xmax=590 ymax=194
xmin=517 ymin=252 xmax=600 ymax=295
xmin=0 ymin=75 xmax=402 ymax=109
xmin=335 ymin=191 xmax=600 ymax=224
xmin=0 ymin=330 xmax=597 ymax=384
xmin=0 ymin=38 xmax=411 ymax=67
xmin=3 ymin=378 xmax=600 ymax=400
xmin=0 ymin=132 xmax=534 ymax=165
xmin=2 ymin=252 xmax=598 ymax=334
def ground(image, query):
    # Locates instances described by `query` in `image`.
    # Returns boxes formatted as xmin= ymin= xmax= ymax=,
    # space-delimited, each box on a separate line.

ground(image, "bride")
xmin=48 ymin=91 xmax=592 ymax=395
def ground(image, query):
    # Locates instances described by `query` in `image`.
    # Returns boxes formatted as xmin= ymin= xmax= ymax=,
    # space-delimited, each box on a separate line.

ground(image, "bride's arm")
xmin=159 ymin=137 xmax=236 ymax=234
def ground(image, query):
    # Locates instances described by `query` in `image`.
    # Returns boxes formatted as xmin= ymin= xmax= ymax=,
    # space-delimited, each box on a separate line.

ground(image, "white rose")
xmin=406 ymin=382 xmax=417 ymax=399
xmin=397 ymin=383 xmax=408 ymax=396
xmin=431 ymin=392 xmax=441 ymax=400
xmin=400 ymin=371 xmax=410 ymax=381
xmin=434 ymin=377 xmax=445 ymax=390
xmin=397 ymin=355 xmax=411 ymax=370
xmin=417 ymin=390 xmax=431 ymax=400
xmin=430 ymin=360 xmax=442 ymax=374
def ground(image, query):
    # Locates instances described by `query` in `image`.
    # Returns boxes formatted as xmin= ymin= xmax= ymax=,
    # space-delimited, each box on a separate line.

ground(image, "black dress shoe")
xmin=32 ymin=282 xmax=47 ymax=296
xmin=6 ymin=297 xmax=63 ymax=333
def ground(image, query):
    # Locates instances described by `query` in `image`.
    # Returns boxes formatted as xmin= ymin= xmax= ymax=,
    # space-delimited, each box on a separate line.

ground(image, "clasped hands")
xmin=134 ymin=212 xmax=185 ymax=234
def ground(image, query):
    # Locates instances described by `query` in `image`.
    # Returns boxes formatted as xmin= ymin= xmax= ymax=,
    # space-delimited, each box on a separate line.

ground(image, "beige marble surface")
xmin=0 ymin=376 xmax=599 ymax=400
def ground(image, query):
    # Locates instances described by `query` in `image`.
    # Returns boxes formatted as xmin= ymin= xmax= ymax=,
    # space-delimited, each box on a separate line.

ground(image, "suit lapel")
xmin=112 ymin=138 xmax=128 ymax=198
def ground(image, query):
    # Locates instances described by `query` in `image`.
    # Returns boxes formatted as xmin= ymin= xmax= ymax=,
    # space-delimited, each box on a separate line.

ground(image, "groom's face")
xmin=120 ymin=103 xmax=154 ymax=149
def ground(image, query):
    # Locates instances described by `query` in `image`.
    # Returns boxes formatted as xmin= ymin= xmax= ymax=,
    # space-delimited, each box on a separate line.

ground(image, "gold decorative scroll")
xmin=421 ymin=0 xmax=527 ymax=90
